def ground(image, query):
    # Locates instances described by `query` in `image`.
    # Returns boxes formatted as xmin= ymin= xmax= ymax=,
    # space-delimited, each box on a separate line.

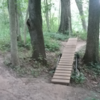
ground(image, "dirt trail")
xmin=0 ymin=41 xmax=100 ymax=100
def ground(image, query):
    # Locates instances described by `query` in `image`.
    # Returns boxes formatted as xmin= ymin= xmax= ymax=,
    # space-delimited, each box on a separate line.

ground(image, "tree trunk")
xmin=18 ymin=1 xmax=24 ymax=28
xmin=15 ymin=0 xmax=22 ymax=41
xmin=75 ymin=0 xmax=87 ymax=31
xmin=68 ymin=0 xmax=72 ymax=35
xmin=83 ymin=0 xmax=100 ymax=64
xmin=45 ymin=0 xmax=50 ymax=32
xmin=58 ymin=0 xmax=72 ymax=34
xmin=8 ymin=0 xmax=22 ymax=41
xmin=7 ymin=0 xmax=9 ymax=11
xmin=23 ymin=7 xmax=29 ymax=44
xmin=27 ymin=0 xmax=46 ymax=64
xmin=9 ymin=0 xmax=19 ymax=66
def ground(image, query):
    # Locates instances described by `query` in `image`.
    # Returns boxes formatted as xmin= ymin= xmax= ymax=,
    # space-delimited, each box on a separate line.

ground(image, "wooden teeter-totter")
xmin=51 ymin=38 xmax=78 ymax=84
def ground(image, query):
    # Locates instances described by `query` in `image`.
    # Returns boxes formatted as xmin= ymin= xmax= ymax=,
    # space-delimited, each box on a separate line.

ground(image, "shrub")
xmin=44 ymin=32 xmax=68 ymax=41
xmin=86 ymin=63 xmax=100 ymax=76
xmin=72 ymin=31 xmax=87 ymax=40
xmin=44 ymin=36 xmax=60 ymax=52
xmin=71 ymin=72 xmax=86 ymax=84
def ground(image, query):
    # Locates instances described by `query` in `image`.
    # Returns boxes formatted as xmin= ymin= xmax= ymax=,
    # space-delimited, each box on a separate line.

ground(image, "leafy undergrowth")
xmin=43 ymin=32 xmax=69 ymax=41
xmin=4 ymin=49 xmax=58 ymax=78
xmin=71 ymin=48 xmax=100 ymax=93
xmin=0 ymin=32 xmax=69 ymax=53
xmin=72 ymin=31 xmax=87 ymax=40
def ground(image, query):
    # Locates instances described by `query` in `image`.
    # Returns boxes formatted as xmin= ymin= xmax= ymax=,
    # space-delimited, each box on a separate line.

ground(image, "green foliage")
xmin=71 ymin=72 xmax=86 ymax=84
xmin=72 ymin=31 xmax=87 ymax=40
xmin=0 ymin=31 xmax=10 ymax=51
xmin=85 ymin=97 xmax=99 ymax=100
xmin=43 ymin=32 xmax=64 ymax=52
xmin=44 ymin=32 xmax=68 ymax=41
xmin=23 ymin=33 xmax=61 ymax=52
xmin=31 ymin=69 xmax=41 ymax=77
xmin=44 ymin=36 xmax=60 ymax=52
xmin=86 ymin=63 xmax=100 ymax=76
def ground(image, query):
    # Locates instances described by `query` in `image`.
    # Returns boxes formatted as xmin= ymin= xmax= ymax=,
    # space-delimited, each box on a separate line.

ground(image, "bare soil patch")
xmin=0 ymin=40 xmax=100 ymax=100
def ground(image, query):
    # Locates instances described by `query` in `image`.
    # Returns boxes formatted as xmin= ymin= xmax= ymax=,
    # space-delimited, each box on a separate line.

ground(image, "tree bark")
xmin=15 ymin=1 xmax=21 ymax=41
xmin=17 ymin=1 xmax=24 ymax=28
xmin=27 ymin=0 xmax=46 ymax=63
xmin=45 ymin=0 xmax=50 ymax=32
xmin=23 ymin=7 xmax=29 ymax=44
xmin=58 ymin=0 xmax=72 ymax=34
xmin=8 ymin=0 xmax=22 ymax=41
xmin=15 ymin=0 xmax=22 ymax=41
xmin=75 ymin=0 xmax=87 ymax=31
xmin=9 ymin=0 xmax=19 ymax=66
xmin=83 ymin=0 xmax=100 ymax=64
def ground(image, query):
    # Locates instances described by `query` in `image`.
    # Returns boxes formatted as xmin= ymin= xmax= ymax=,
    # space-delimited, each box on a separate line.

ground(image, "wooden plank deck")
xmin=51 ymin=38 xmax=77 ymax=84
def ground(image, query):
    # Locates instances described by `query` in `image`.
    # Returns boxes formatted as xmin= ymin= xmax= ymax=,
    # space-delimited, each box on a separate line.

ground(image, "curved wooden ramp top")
xmin=51 ymin=38 xmax=78 ymax=84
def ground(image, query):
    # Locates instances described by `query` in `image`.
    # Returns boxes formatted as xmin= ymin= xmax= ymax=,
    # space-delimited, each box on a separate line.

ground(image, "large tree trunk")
xmin=27 ymin=0 xmax=46 ymax=63
xmin=58 ymin=0 xmax=72 ymax=34
xmin=9 ymin=0 xmax=19 ymax=66
xmin=75 ymin=0 xmax=87 ymax=31
xmin=83 ymin=0 xmax=100 ymax=64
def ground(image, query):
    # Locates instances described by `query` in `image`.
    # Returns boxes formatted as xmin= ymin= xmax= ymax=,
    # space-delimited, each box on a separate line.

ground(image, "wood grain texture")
xmin=51 ymin=38 xmax=78 ymax=84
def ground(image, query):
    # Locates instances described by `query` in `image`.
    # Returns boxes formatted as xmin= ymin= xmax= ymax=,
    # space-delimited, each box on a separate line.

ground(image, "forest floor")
xmin=0 ymin=40 xmax=100 ymax=100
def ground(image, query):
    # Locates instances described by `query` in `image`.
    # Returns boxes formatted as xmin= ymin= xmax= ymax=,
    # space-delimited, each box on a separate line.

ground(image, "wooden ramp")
xmin=51 ymin=38 xmax=78 ymax=84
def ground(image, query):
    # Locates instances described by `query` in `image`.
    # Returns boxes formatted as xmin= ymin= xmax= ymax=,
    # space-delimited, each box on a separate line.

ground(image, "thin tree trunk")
xmin=15 ymin=0 xmax=21 ymax=41
xmin=83 ymin=0 xmax=100 ymax=64
xmin=18 ymin=1 xmax=24 ymax=28
xmin=9 ymin=0 xmax=19 ymax=66
xmin=23 ymin=7 xmax=29 ymax=44
xmin=75 ymin=0 xmax=87 ymax=31
xmin=8 ymin=0 xmax=22 ymax=41
xmin=58 ymin=0 xmax=61 ymax=25
xmin=7 ymin=0 xmax=9 ymax=11
xmin=27 ymin=0 xmax=46 ymax=64
xmin=45 ymin=0 xmax=50 ymax=32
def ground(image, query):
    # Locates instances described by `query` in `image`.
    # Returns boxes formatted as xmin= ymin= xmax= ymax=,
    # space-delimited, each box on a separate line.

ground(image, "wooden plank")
xmin=68 ymin=38 xmax=77 ymax=41
xmin=53 ymin=76 xmax=70 ymax=80
xmin=51 ymin=79 xmax=70 ymax=83
xmin=60 ymin=59 xmax=74 ymax=61
xmin=61 ymin=55 xmax=74 ymax=58
xmin=63 ymin=50 xmax=75 ymax=52
xmin=51 ymin=37 xmax=77 ymax=84
xmin=56 ymin=67 xmax=72 ymax=71
xmin=55 ymin=70 xmax=72 ymax=74
xmin=66 ymin=43 xmax=77 ymax=45
xmin=61 ymin=55 xmax=74 ymax=57
xmin=59 ymin=61 xmax=73 ymax=64
xmin=60 ymin=57 xmax=74 ymax=59
xmin=54 ymin=72 xmax=71 ymax=76
xmin=61 ymin=56 xmax=74 ymax=58
xmin=65 ymin=47 xmax=76 ymax=48
xmin=62 ymin=52 xmax=75 ymax=54
xmin=59 ymin=59 xmax=73 ymax=61
xmin=57 ymin=65 xmax=72 ymax=68
xmin=59 ymin=60 xmax=73 ymax=62
xmin=58 ymin=63 xmax=73 ymax=66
